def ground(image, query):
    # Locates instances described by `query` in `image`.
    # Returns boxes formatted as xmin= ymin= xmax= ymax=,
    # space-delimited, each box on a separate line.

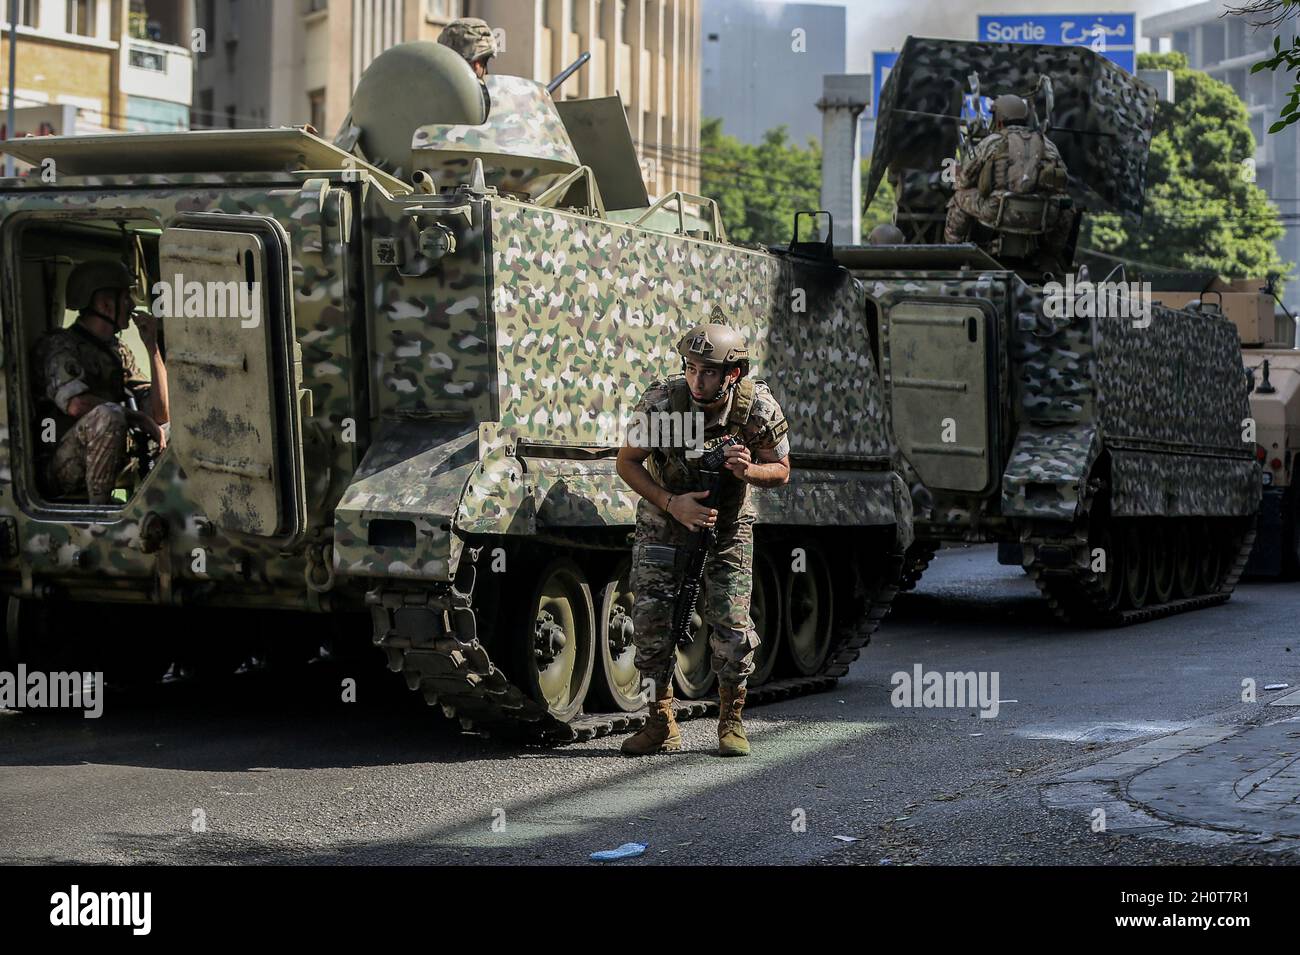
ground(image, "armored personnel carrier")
xmin=846 ymin=37 xmax=1259 ymax=625
xmin=0 ymin=43 xmax=910 ymax=741
xmin=1142 ymin=273 xmax=1296 ymax=577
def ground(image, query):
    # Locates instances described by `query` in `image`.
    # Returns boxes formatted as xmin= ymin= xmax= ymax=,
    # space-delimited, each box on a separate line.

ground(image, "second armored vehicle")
xmin=848 ymin=37 xmax=1260 ymax=625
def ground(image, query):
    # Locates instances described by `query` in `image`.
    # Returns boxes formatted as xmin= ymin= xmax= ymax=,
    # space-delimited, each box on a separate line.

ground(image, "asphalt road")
xmin=2 ymin=545 xmax=1298 ymax=866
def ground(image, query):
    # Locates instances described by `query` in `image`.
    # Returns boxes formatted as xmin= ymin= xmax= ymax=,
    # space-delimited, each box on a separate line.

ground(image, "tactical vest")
xmin=648 ymin=376 xmax=758 ymax=510
xmin=979 ymin=128 xmax=1065 ymax=197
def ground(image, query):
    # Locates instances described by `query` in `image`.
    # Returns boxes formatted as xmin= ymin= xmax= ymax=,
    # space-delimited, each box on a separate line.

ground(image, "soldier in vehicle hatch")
xmin=615 ymin=319 xmax=791 ymax=757
xmin=33 ymin=260 xmax=169 ymax=505
xmin=437 ymin=17 xmax=497 ymax=115
xmin=943 ymin=93 xmax=1074 ymax=267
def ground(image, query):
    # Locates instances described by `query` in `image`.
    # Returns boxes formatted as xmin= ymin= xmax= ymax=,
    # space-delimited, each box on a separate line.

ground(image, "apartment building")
xmin=701 ymin=0 xmax=845 ymax=148
xmin=1 ymin=0 xmax=193 ymax=137
xmin=193 ymin=0 xmax=700 ymax=195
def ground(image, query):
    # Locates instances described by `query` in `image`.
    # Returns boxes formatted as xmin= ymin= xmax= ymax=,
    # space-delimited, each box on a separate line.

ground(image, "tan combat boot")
xmin=621 ymin=681 xmax=682 ymax=756
xmin=717 ymin=683 xmax=750 ymax=757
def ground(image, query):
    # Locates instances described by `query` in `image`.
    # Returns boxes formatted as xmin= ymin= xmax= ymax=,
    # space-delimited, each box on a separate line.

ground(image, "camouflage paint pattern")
xmin=411 ymin=76 xmax=580 ymax=198
xmin=1000 ymin=424 xmax=1099 ymax=520
xmin=0 ymin=173 xmax=363 ymax=602
xmin=856 ymin=264 xmax=1259 ymax=534
xmin=1 ymin=123 xmax=908 ymax=609
xmin=1110 ymin=451 xmax=1260 ymax=518
xmin=868 ymin=36 xmax=1157 ymax=221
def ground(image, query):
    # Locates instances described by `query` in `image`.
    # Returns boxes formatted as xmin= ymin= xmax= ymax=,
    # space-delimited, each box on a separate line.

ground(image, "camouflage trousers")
xmin=943 ymin=188 xmax=1075 ymax=254
xmin=47 ymin=403 xmax=127 ymax=504
xmin=630 ymin=497 xmax=758 ymax=691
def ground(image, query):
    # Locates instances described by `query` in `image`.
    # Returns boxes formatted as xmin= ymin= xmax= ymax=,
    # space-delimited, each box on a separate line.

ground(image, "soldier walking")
xmin=615 ymin=320 xmax=791 ymax=756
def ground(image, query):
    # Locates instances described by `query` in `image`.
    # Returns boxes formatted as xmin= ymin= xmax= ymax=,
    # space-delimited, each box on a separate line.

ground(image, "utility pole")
xmin=4 ymin=0 xmax=16 ymax=178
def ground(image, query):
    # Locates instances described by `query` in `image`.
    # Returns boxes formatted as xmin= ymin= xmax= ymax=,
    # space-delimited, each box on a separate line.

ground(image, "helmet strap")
xmin=682 ymin=360 xmax=740 ymax=406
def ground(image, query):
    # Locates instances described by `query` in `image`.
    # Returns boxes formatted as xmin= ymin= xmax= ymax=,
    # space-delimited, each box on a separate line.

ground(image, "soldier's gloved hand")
xmin=723 ymin=444 xmax=752 ymax=480
xmin=667 ymin=490 xmax=717 ymax=531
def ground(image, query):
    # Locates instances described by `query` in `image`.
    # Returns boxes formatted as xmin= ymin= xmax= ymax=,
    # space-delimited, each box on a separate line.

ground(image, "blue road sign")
xmin=872 ymin=50 xmax=899 ymax=118
xmin=978 ymin=13 xmax=1136 ymax=73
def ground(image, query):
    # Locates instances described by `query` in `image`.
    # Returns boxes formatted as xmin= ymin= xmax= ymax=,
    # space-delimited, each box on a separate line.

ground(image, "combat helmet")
xmin=66 ymin=260 xmax=136 ymax=311
xmin=868 ymin=223 xmax=905 ymax=245
xmin=676 ymin=315 xmax=750 ymax=404
xmin=437 ymin=17 xmax=496 ymax=65
xmin=992 ymin=94 xmax=1030 ymax=126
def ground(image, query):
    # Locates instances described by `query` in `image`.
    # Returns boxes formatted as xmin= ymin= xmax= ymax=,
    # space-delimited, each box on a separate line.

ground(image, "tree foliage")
xmin=1081 ymin=51 xmax=1287 ymax=278
xmin=1228 ymin=1 xmax=1300 ymax=133
xmin=698 ymin=117 xmax=821 ymax=246
xmin=697 ymin=117 xmax=898 ymax=246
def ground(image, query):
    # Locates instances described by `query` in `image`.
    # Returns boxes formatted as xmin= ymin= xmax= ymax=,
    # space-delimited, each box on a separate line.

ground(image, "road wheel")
xmin=1089 ymin=518 xmax=1125 ymax=612
xmin=1148 ymin=523 xmax=1176 ymax=605
xmin=517 ymin=557 xmax=595 ymax=723
xmin=674 ymin=597 xmax=716 ymax=699
xmin=1122 ymin=522 xmax=1151 ymax=610
xmin=1197 ymin=523 xmax=1224 ymax=594
xmin=1173 ymin=521 xmax=1198 ymax=597
xmin=748 ymin=548 xmax=783 ymax=687
xmin=592 ymin=559 xmax=643 ymax=712
xmin=783 ymin=544 xmax=835 ymax=676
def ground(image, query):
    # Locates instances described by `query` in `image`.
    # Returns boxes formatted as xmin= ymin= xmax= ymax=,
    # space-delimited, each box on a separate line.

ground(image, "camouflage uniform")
xmin=943 ymin=127 xmax=1074 ymax=256
xmin=34 ymin=322 xmax=150 ymax=502
xmin=628 ymin=375 xmax=790 ymax=690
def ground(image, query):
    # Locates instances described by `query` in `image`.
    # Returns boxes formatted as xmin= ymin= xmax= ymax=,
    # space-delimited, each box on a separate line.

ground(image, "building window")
xmin=11 ymin=0 xmax=38 ymax=27
xmin=308 ymin=88 xmax=325 ymax=132
xmin=597 ymin=0 xmax=607 ymax=39
xmin=424 ymin=0 xmax=452 ymax=19
xmin=621 ymin=0 xmax=632 ymax=40
xmin=129 ymin=45 xmax=167 ymax=72
xmin=226 ymin=105 xmax=236 ymax=129
xmin=305 ymin=0 xmax=328 ymax=12
xmin=66 ymin=0 xmax=95 ymax=36
xmin=570 ymin=0 xmax=580 ymax=34
xmin=197 ymin=88 xmax=214 ymax=128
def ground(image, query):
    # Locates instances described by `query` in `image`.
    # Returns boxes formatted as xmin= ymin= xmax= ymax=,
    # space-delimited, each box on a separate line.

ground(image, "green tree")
xmin=1227 ymin=1 xmax=1300 ymax=133
xmin=698 ymin=118 xmax=822 ymax=246
xmin=1081 ymin=51 xmax=1287 ymax=278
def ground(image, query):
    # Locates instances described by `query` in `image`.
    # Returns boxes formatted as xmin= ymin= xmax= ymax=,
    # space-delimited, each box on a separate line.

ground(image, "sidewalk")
xmin=1041 ymin=715 xmax=1300 ymax=851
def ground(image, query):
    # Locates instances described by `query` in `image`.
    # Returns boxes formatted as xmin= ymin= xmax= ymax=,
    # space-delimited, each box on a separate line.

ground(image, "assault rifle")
xmin=672 ymin=434 xmax=744 ymax=649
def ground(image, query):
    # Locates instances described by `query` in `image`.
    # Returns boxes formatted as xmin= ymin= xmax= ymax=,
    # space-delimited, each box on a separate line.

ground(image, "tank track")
xmin=898 ymin=541 xmax=939 ymax=592
xmin=1025 ymin=518 xmax=1256 ymax=627
xmin=370 ymin=548 xmax=905 ymax=746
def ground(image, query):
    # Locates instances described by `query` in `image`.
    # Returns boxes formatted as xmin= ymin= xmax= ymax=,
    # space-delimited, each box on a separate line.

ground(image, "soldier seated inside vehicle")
xmin=31 ymin=260 xmax=170 ymax=505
